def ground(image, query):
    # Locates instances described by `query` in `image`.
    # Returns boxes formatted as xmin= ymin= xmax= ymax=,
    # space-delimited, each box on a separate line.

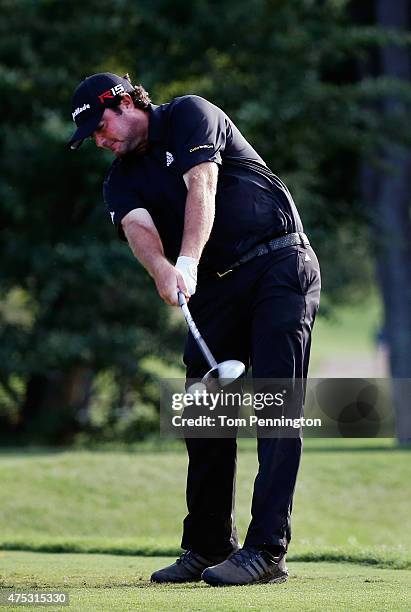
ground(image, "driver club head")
xmin=201 ymin=359 xmax=246 ymax=391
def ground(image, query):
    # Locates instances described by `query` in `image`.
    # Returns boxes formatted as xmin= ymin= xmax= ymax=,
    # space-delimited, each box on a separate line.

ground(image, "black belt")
xmin=216 ymin=232 xmax=310 ymax=278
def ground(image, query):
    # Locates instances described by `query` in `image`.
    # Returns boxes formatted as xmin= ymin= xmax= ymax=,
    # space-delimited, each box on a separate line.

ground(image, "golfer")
xmin=69 ymin=72 xmax=321 ymax=586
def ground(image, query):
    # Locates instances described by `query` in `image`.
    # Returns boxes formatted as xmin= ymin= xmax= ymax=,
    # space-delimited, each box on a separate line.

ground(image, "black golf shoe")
xmin=201 ymin=546 xmax=288 ymax=586
xmin=150 ymin=550 xmax=231 ymax=583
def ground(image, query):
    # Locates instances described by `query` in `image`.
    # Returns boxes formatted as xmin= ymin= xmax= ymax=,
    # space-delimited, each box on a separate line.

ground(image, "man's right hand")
xmin=153 ymin=259 xmax=190 ymax=306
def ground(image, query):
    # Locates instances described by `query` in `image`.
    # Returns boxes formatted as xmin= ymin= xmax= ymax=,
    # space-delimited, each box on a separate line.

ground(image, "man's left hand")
xmin=175 ymin=256 xmax=198 ymax=296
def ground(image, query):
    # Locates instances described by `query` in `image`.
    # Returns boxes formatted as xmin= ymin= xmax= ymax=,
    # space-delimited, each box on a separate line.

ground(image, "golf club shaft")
xmin=177 ymin=291 xmax=218 ymax=369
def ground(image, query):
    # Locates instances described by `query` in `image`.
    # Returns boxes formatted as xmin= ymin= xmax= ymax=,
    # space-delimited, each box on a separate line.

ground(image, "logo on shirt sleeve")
xmin=166 ymin=151 xmax=175 ymax=166
xmin=110 ymin=211 xmax=115 ymax=224
xmin=189 ymin=144 xmax=214 ymax=153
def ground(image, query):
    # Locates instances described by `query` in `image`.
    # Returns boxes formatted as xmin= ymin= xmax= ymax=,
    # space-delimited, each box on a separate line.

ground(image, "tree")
xmin=359 ymin=0 xmax=411 ymax=442
xmin=0 ymin=0 xmax=184 ymax=442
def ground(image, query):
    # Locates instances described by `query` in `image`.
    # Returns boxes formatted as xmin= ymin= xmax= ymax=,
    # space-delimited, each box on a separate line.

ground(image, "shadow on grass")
xmin=301 ymin=443 xmax=410 ymax=453
xmin=1 ymin=542 xmax=409 ymax=570
xmin=0 ymin=442 xmax=186 ymax=457
xmin=0 ymin=440 xmax=409 ymax=457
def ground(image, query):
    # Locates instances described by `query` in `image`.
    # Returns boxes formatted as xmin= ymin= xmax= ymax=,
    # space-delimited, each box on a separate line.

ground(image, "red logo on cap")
xmin=98 ymin=84 xmax=126 ymax=104
xmin=98 ymin=90 xmax=115 ymax=104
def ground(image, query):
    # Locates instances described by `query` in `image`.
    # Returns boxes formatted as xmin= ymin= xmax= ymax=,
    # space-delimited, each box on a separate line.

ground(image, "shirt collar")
xmin=148 ymin=103 xmax=167 ymax=143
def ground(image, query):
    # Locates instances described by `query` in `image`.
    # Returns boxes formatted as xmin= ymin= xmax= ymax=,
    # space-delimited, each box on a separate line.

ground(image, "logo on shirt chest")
xmin=166 ymin=151 xmax=174 ymax=167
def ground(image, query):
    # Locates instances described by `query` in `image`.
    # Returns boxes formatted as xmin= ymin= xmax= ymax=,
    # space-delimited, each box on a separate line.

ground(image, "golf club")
xmin=177 ymin=290 xmax=246 ymax=390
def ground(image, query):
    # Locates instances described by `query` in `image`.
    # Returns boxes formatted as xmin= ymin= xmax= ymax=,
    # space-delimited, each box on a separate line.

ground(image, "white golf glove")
xmin=176 ymin=255 xmax=198 ymax=296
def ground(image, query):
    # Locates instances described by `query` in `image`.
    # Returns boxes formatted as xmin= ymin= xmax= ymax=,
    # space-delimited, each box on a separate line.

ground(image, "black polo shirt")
xmin=103 ymin=95 xmax=303 ymax=272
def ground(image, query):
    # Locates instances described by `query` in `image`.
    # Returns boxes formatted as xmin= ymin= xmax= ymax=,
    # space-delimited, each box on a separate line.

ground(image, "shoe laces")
xmin=176 ymin=550 xmax=200 ymax=566
xmin=229 ymin=547 xmax=261 ymax=568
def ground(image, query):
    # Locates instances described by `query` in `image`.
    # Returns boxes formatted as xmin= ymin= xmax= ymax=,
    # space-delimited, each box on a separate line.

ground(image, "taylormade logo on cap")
xmin=72 ymin=103 xmax=91 ymax=121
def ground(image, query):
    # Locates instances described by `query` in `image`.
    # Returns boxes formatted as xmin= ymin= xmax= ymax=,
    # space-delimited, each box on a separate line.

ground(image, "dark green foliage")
xmin=0 ymin=0 xmax=186 ymax=441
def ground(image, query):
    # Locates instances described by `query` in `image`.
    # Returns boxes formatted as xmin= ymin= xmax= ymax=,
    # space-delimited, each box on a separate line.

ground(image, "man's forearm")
xmin=122 ymin=219 xmax=168 ymax=278
xmin=121 ymin=209 xmax=191 ymax=306
xmin=180 ymin=163 xmax=218 ymax=260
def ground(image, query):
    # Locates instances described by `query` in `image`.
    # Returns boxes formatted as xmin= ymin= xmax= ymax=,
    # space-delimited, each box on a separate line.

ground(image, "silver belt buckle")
xmin=216 ymin=268 xmax=233 ymax=278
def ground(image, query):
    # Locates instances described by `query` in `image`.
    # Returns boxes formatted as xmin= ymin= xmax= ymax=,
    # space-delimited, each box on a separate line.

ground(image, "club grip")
xmin=177 ymin=290 xmax=218 ymax=370
xmin=177 ymin=290 xmax=187 ymax=307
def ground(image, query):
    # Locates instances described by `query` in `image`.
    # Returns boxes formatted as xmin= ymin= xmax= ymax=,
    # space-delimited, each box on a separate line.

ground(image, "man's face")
xmin=92 ymin=96 xmax=149 ymax=157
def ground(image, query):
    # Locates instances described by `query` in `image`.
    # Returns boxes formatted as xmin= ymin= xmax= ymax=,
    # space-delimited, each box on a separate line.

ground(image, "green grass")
xmin=0 ymin=440 xmax=410 ymax=567
xmin=1 ymin=440 xmax=410 ymax=609
xmin=0 ymin=552 xmax=410 ymax=611
xmin=309 ymin=292 xmax=383 ymax=374
xmin=314 ymin=295 xmax=382 ymax=354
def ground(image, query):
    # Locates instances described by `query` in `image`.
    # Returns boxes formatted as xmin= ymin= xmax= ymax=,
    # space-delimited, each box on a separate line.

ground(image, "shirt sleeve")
xmin=168 ymin=96 xmax=227 ymax=175
xmin=103 ymin=161 xmax=144 ymax=241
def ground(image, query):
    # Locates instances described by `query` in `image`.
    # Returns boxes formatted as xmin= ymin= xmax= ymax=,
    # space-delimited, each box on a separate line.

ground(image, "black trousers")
xmin=181 ymin=244 xmax=321 ymax=555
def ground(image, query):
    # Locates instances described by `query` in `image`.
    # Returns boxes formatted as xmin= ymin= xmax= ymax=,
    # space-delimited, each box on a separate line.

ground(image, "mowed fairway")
xmin=0 ymin=440 xmax=410 ymax=610
xmin=1 ymin=552 xmax=410 ymax=611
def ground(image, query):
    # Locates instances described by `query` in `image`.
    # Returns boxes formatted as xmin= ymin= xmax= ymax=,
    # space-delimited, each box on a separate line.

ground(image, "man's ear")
xmin=119 ymin=94 xmax=134 ymax=110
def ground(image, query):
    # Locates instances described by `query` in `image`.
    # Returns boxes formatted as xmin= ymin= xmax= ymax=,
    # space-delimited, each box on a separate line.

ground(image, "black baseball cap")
xmin=68 ymin=72 xmax=134 ymax=150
